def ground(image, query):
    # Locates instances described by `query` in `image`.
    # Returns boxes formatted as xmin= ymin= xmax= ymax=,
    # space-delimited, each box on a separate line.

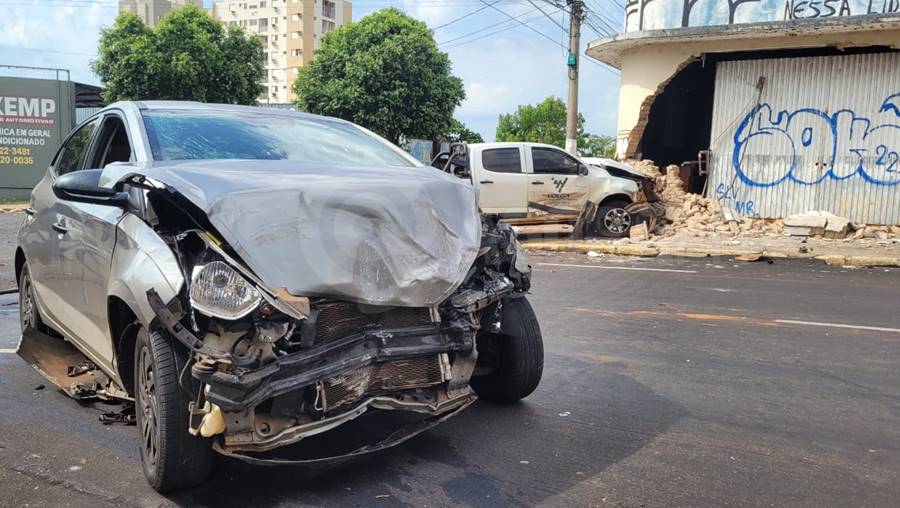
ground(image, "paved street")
xmin=1 ymin=253 xmax=898 ymax=507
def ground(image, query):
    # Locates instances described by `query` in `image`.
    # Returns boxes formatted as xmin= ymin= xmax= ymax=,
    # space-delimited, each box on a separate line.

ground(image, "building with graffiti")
xmin=587 ymin=4 xmax=900 ymax=223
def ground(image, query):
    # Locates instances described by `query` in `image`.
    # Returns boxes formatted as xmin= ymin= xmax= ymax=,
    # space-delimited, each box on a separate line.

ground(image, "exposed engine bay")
xmin=137 ymin=177 xmax=532 ymax=462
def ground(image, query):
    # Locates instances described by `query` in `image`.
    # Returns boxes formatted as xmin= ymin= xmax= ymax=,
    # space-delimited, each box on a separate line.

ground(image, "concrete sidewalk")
xmin=521 ymin=232 xmax=900 ymax=267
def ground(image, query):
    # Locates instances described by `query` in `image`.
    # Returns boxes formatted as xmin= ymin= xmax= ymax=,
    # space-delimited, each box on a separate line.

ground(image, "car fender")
xmin=107 ymin=213 xmax=184 ymax=329
xmin=586 ymin=173 xmax=639 ymax=206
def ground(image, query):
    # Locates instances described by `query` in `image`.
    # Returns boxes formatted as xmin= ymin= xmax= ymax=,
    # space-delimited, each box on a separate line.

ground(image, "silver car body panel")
xmin=104 ymin=159 xmax=483 ymax=307
xmin=107 ymin=212 xmax=185 ymax=329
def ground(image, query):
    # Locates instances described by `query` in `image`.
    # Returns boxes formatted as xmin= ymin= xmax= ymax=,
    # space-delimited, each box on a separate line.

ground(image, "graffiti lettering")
xmin=732 ymin=93 xmax=900 ymax=187
xmin=627 ymin=0 xmax=898 ymax=31
xmin=714 ymin=183 xmax=756 ymax=216
xmin=784 ymin=0 xmax=853 ymax=18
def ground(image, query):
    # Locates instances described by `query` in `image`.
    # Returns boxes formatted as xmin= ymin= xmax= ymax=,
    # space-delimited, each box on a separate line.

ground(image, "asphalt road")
xmin=1 ymin=253 xmax=898 ymax=507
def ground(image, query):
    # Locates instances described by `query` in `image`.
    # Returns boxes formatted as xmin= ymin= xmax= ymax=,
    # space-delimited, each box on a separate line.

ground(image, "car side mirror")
xmin=577 ymin=164 xmax=589 ymax=176
xmin=52 ymin=168 xmax=130 ymax=207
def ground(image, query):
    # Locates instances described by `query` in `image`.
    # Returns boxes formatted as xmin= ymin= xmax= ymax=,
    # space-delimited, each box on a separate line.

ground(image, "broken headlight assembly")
xmin=189 ymin=260 xmax=261 ymax=319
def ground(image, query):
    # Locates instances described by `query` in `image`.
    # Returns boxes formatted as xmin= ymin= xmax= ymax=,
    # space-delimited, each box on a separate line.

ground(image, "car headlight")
xmin=189 ymin=261 xmax=261 ymax=319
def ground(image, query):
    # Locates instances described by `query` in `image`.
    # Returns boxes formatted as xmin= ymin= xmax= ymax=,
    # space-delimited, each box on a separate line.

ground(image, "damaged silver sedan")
xmin=15 ymin=102 xmax=542 ymax=491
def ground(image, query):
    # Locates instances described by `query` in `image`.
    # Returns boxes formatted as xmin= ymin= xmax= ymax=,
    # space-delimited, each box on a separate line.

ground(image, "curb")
xmin=521 ymin=241 xmax=900 ymax=267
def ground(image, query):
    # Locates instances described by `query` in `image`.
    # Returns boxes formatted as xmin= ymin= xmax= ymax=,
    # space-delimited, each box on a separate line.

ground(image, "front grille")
xmin=322 ymin=356 xmax=444 ymax=411
xmin=315 ymin=301 xmax=432 ymax=344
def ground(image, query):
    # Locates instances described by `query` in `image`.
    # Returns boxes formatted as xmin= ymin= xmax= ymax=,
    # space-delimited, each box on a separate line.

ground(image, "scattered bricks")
xmin=629 ymin=222 xmax=649 ymax=241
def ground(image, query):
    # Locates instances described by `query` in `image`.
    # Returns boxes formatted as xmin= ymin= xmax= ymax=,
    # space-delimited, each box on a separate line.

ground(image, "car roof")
xmin=102 ymin=100 xmax=346 ymax=123
xmin=468 ymin=142 xmax=565 ymax=150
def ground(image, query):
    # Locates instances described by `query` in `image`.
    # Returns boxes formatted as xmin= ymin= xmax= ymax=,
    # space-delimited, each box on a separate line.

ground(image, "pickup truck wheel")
xmin=471 ymin=297 xmax=543 ymax=405
xmin=18 ymin=264 xmax=48 ymax=334
xmin=594 ymin=200 xmax=632 ymax=237
xmin=135 ymin=327 xmax=212 ymax=492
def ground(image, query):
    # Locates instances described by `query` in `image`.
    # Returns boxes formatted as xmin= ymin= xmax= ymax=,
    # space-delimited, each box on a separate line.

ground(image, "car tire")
xmin=594 ymin=200 xmax=632 ymax=237
xmin=471 ymin=297 xmax=544 ymax=405
xmin=18 ymin=263 xmax=48 ymax=334
xmin=135 ymin=326 xmax=212 ymax=492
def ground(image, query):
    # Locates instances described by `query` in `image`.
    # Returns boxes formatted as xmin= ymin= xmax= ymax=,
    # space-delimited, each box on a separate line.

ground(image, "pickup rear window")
xmin=482 ymin=148 xmax=521 ymax=173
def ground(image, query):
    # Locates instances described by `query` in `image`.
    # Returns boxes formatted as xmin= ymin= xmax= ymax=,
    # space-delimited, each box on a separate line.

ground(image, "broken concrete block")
xmin=784 ymin=213 xmax=828 ymax=228
xmin=784 ymin=226 xmax=825 ymax=237
xmin=629 ymin=222 xmax=649 ymax=241
xmin=890 ymin=225 xmax=900 ymax=236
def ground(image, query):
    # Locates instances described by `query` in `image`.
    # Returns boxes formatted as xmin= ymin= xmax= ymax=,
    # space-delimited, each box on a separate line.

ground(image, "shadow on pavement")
xmin=169 ymin=362 xmax=685 ymax=507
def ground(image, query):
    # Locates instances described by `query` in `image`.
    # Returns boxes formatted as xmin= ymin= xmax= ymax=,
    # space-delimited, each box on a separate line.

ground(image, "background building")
xmin=118 ymin=0 xmax=202 ymax=27
xmin=211 ymin=0 xmax=352 ymax=103
xmin=588 ymin=4 xmax=900 ymax=224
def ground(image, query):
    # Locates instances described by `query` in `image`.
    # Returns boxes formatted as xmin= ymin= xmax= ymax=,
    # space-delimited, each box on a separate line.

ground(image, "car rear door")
xmin=526 ymin=146 xmax=590 ymax=216
xmin=473 ymin=146 xmax=527 ymax=216
xmin=20 ymin=117 xmax=100 ymax=336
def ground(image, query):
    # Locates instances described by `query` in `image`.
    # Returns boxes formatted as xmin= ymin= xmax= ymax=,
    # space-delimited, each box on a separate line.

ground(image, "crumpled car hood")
xmin=107 ymin=159 xmax=482 ymax=307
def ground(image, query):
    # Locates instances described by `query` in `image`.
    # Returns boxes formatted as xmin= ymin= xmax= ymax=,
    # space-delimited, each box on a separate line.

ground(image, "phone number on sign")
xmin=0 ymin=146 xmax=35 ymax=165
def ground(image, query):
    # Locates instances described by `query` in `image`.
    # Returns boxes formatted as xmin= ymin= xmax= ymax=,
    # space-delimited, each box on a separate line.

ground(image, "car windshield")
xmin=142 ymin=109 xmax=419 ymax=168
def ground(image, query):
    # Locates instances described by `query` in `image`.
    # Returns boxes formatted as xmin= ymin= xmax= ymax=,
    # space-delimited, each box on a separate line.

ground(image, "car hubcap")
xmin=604 ymin=208 xmax=632 ymax=234
xmin=138 ymin=347 xmax=159 ymax=470
xmin=19 ymin=274 xmax=34 ymax=331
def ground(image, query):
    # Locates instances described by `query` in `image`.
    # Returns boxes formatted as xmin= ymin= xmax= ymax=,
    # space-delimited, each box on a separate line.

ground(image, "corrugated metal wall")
xmin=708 ymin=52 xmax=900 ymax=224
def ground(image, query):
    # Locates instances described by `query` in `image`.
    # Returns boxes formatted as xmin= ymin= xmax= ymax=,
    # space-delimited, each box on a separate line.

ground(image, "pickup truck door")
xmin=527 ymin=147 xmax=590 ymax=217
xmin=473 ymin=146 xmax=527 ymax=215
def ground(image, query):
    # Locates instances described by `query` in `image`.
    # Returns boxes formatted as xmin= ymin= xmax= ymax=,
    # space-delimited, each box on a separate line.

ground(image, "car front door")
xmin=473 ymin=147 xmax=527 ymax=215
xmin=20 ymin=118 xmax=100 ymax=337
xmin=56 ymin=112 xmax=134 ymax=369
xmin=527 ymin=147 xmax=591 ymax=217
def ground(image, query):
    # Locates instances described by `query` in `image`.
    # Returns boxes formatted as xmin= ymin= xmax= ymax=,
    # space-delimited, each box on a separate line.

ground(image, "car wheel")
xmin=594 ymin=200 xmax=632 ymax=237
xmin=471 ymin=297 xmax=544 ymax=405
xmin=18 ymin=263 xmax=47 ymax=333
xmin=135 ymin=326 xmax=212 ymax=492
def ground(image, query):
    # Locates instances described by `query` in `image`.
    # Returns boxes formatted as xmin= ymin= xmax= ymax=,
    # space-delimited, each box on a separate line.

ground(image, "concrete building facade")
xmin=211 ymin=0 xmax=352 ymax=103
xmin=587 ymin=4 xmax=900 ymax=223
xmin=118 ymin=0 xmax=203 ymax=27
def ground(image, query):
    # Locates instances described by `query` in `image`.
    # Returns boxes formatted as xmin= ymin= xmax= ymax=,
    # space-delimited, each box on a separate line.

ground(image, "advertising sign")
xmin=0 ymin=76 xmax=75 ymax=200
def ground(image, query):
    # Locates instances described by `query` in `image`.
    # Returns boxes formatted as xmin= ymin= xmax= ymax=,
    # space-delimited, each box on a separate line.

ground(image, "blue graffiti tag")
xmin=732 ymin=93 xmax=900 ymax=187
xmin=714 ymin=182 xmax=756 ymax=216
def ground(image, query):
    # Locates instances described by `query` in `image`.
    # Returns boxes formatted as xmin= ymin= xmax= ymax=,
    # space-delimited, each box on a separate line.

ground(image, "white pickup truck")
xmin=433 ymin=142 xmax=654 ymax=237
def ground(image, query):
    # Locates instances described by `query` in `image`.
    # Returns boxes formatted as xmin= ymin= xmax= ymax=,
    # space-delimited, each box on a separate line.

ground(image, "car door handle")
xmin=51 ymin=221 xmax=69 ymax=234
xmin=531 ymin=181 xmax=545 ymax=185
xmin=25 ymin=207 xmax=36 ymax=216
xmin=479 ymin=180 xmax=494 ymax=184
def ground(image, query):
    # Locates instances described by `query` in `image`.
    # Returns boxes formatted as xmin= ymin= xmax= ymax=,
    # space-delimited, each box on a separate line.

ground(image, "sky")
xmin=0 ymin=0 xmax=623 ymax=141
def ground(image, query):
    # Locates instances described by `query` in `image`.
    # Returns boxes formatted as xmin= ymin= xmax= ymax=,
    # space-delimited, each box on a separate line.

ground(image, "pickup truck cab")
xmin=462 ymin=142 xmax=642 ymax=237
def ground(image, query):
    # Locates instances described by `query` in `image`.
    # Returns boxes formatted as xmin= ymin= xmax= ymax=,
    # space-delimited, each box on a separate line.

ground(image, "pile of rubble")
xmin=625 ymin=161 xmax=783 ymax=239
xmin=621 ymin=160 xmax=900 ymax=243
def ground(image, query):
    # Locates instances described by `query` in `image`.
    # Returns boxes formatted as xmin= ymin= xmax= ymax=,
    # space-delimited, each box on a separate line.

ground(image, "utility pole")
xmin=565 ymin=0 xmax=583 ymax=156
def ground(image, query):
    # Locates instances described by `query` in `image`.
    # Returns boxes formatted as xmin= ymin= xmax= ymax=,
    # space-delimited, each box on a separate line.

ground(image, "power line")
xmin=526 ymin=0 xmax=568 ymax=34
xmin=431 ymin=0 xmax=501 ymax=30
xmin=441 ymin=12 xmax=548 ymax=49
xmin=0 ymin=45 xmax=95 ymax=57
xmin=479 ymin=0 xmax=567 ymax=52
xmin=437 ymin=6 xmax=540 ymax=46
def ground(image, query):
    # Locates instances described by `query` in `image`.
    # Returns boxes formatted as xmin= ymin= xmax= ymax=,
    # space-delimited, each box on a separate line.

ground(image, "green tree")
xmin=495 ymin=97 xmax=616 ymax=157
xmin=495 ymin=96 xmax=584 ymax=148
xmin=293 ymin=8 xmax=465 ymax=144
xmin=92 ymin=6 xmax=264 ymax=104
xmin=443 ymin=119 xmax=484 ymax=144
xmin=579 ymin=134 xmax=616 ymax=158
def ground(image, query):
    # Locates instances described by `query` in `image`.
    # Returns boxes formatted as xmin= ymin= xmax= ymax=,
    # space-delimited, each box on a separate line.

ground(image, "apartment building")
xmin=118 ymin=0 xmax=203 ymax=27
xmin=211 ymin=0 xmax=352 ymax=103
